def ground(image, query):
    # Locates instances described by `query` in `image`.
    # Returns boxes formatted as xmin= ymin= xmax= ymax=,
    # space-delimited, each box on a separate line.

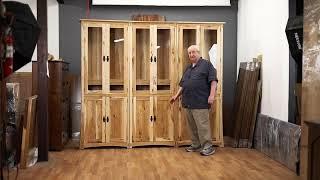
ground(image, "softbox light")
xmin=3 ymin=1 xmax=40 ymax=71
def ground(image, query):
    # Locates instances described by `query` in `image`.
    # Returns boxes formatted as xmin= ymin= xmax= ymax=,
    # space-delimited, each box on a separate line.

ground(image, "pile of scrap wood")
xmin=233 ymin=59 xmax=262 ymax=148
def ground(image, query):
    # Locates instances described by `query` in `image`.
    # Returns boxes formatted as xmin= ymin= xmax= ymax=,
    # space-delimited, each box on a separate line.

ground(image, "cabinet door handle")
xmin=103 ymin=117 xmax=106 ymax=122
xmin=150 ymin=116 xmax=153 ymax=122
xmin=154 ymin=56 xmax=157 ymax=62
xmin=154 ymin=116 xmax=156 ymax=122
xmin=107 ymin=56 xmax=109 ymax=62
xmin=103 ymin=56 xmax=105 ymax=62
xmin=150 ymin=56 xmax=153 ymax=62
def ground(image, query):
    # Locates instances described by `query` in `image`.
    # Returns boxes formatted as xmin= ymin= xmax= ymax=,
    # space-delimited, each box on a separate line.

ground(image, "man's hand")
xmin=170 ymin=95 xmax=178 ymax=104
xmin=208 ymin=95 xmax=215 ymax=104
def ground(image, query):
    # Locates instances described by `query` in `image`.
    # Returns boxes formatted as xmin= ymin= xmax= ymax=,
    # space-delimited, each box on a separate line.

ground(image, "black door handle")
xmin=154 ymin=56 xmax=157 ymax=62
xmin=150 ymin=56 xmax=153 ymax=62
xmin=150 ymin=116 xmax=153 ymax=122
xmin=154 ymin=116 xmax=156 ymax=122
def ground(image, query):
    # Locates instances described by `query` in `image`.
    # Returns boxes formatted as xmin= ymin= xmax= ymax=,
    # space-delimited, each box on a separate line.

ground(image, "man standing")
xmin=170 ymin=45 xmax=218 ymax=156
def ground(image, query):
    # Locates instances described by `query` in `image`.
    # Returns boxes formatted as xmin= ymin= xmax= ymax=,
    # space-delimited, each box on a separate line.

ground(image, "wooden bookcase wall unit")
xmin=80 ymin=20 xmax=224 ymax=149
xmin=175 ymin=23 xmax=224 ymax=147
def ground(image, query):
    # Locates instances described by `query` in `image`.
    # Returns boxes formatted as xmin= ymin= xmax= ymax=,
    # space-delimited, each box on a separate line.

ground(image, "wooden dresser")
xmin=32 ymin=61 xmax=71 ymax=150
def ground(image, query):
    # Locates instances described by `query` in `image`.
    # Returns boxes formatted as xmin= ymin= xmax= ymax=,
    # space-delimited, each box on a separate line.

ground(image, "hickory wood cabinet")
xmin=80 ymin=20 xmax=224 ymax=149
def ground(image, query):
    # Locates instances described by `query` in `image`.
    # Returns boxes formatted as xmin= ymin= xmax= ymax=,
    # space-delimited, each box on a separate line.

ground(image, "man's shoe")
xmin=200 ymin=146 xmax=215 ymax=156
xmin=185 ymin=145 xmax=201 ymax=152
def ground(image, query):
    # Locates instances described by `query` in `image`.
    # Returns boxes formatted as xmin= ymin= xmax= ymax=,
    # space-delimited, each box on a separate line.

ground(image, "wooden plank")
xmin=238 ymin=67 xmax=255 ymax=147
xmin=80 ymin=22 xmax=86 ymax=149
xmin=37 ymin=0 xmax=49 ymax=161
xmin=81 ymin=19 xmax=226 ymax=25
xmin=219 ymin=26 xmax=224 ymax=146
xmin=233 ymin=63 xmax=249 ymax=147
xmin=102 ymin=24 xmax=109 ymax=93
xmin=128 ymin=24 xmax=133 ymax=144
xmin=20 ymin=95 xmax=37 ymax=169
xmin=248 ymin=80 xmax=262 ymax=148
xmin=83 ymin=142 xmax=129 ymax=148
xmin=150 ymin=25 xmax=157 ymax=94
xmin=130 ymin=141 xmax=175 ymax=147
xmin=131 ymin=15 xmax=166 ymax=21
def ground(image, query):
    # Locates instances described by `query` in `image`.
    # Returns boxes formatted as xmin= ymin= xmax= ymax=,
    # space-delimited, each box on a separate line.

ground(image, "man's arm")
xmin=208 ymin=81 xmax=217 ymax=104
xmin=170 ymin=87 xmax=183 ymax=104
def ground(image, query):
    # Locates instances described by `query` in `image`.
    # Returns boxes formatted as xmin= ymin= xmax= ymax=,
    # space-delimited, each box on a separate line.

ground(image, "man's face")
xmin=188 ymin=48 xmax=200 ymax=63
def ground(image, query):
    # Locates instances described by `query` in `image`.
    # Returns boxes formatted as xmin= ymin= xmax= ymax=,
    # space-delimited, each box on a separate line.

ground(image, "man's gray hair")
xmin=187 ymin=45 xmax=200 ymax=52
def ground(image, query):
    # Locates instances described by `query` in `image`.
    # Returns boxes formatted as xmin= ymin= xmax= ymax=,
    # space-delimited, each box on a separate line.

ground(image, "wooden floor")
xmin=13 ymin=144 xmax=300 ymax=180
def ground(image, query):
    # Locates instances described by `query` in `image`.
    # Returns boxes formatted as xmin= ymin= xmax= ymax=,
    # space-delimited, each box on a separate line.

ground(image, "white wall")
xmin=237 ymin=0 xmax=289 ymax=121
xmin=4 ymin=0 xmax=59 ymax=72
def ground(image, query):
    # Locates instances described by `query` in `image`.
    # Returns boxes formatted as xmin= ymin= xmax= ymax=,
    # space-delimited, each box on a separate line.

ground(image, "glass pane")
xmin=88 ymin=27 xmax=102 ymax=91
xmin=157 ymin=29 xmax=171 ymax=91
xmin=182 ymin=29 xmax=196 ymax=71
xmin=203 ymin=29 xmax=217 ymax=60
xmin=136 ymin=29 xmax=150 ymax=91
xmin=203 ymin=29 xmax=220 ymax=91
xmin=110 ymin=28 xmax=125 ymax=91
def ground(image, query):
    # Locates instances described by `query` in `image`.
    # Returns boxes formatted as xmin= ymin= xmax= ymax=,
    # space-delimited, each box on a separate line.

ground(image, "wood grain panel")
xmin=132 ymin=96 xmax=152 ymax=142
xmin=210 ymin=99 xmax=219 ymax=141
xmin=109 ymin=97 xmax=127 ymax=143
xmin=84 ymin=98 xmax=104 ymax=143
xmin=178 ymin=104 xmax=191 ymax=142
xmin=154 ymin=96 xmax=174 ymax=142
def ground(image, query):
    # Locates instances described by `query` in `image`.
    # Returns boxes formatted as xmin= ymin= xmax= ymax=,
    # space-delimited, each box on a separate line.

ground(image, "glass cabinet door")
xmin=85 ymin=24 xmax=105 ymax=93
xmin=178 ymin=25 xmax=200 ymax=76
xmin=201 ymin=25 xmax=221 ymax=95
xmin=156 ymin=26 xmax=175 ymax=93
xmin=133 ymin=25 xmax=151 ymax=93
xmin=109 ymin=26 xmax=128 ymax=93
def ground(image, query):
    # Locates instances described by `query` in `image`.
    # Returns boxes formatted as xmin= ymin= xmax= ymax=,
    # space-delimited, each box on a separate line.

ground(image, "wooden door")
xmin=200 ymin=24 xmax=223 ymax=97
xmin=105 ymin=96 xmax=128 ymax=143
xmin=177 ymin=100 xmax=191 ymax=143
xmin=210 ymin=98 xmax=222 ymax=142
xmin=155 ymin=25 xmax=176 ymax=94
xmin=132 ymin=96 xmax=153 ymax=142
xmin=83 ymin=96 xmax=106 ymax=144
xmin=132 ymin=24 xmax=153 ymax=94
xmin=82 ymin=22 xmax=109 ymax=94
xmin=177 ymin=25 xmax=200 ymax=78
xmin=109 ymin=23 xmax=129 ymax=93
xmin=153 ymin=96 xmax=174 ymax=142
